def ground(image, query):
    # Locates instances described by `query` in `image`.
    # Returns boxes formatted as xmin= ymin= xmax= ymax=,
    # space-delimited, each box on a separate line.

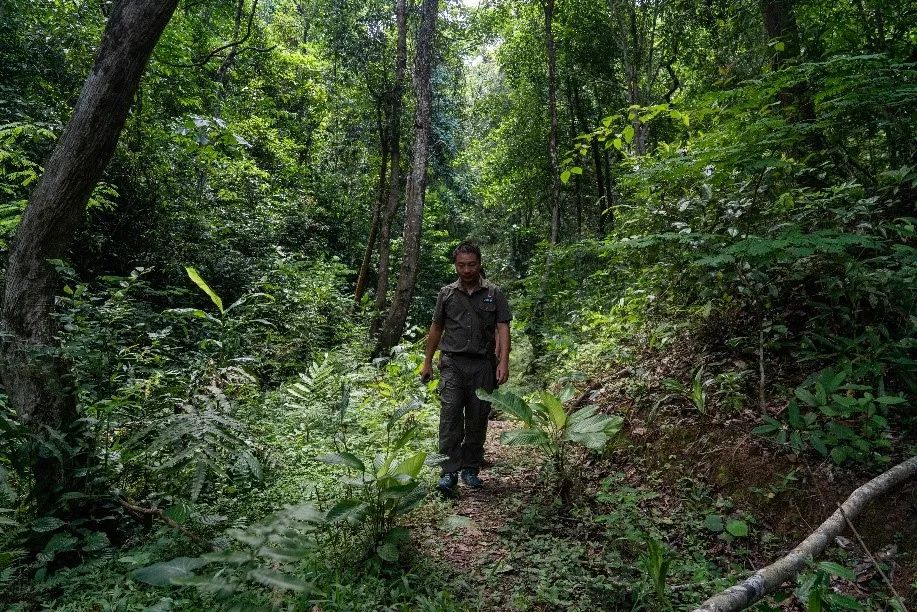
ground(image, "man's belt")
xmin=442 ymin=351 xmax=493 ymax=360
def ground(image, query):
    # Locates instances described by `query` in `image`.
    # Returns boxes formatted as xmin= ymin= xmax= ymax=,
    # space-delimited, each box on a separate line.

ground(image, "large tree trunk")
xmin=693 ymin=455 xmax=917 ymax=612
xmin=374 ymin=0 xmax=438 ymax=354
xmin=543 ymin=0 xmax=561 ymax=245
xmin=371 ymin=0 xmax=409 ymax=336
xmin=0 ymin=0 xmax=178 ymax=512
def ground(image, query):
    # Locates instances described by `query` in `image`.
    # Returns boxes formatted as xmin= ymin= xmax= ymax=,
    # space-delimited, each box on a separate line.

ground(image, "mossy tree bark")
xmin=0 ymin=0 xmax=178 ymax=513
xmin=375 ymin=0 xmax=438 ymax=354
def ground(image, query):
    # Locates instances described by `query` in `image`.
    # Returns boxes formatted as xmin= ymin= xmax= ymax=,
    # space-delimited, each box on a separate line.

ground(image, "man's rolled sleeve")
xmin=432 ymin=288 xmax=447 ymax=324
xmin=495 ymin=289 xmax=512 ymax=323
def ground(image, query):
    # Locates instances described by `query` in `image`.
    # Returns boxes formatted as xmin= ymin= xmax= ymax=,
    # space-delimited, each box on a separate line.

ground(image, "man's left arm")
xmin=496 ymin=322 xmax=510 ymax=385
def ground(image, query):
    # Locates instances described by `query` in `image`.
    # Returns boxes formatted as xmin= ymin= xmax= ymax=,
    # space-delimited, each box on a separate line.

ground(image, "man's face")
xmin=454 ymin=252 xmax=481 ymax=284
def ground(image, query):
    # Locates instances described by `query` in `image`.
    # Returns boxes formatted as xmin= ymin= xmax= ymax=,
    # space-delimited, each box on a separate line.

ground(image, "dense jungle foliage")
xmin=0 ymin=0 xmax=914 ymax=609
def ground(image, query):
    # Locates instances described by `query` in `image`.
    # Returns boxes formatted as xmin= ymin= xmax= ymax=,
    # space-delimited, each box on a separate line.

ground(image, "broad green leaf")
xmin=392 ymin=451 xmax=427 ymax=479
xmin=258 ymin=545 xmax=314 ymax=562
xmin=557 ymin=386 xmax=576 ymax=403
xmin=31 ymin=516 xmax=65 ymax=533
xmin=500 ymin=428 xmax=550 ymax=448
xmin=795 ymin=388 xmax=819 ymax=407
xmin=538 ymin=392 xmax=566 ymax=428
xmin=704 ymin=515 xmax=724 ymax=533
xmin=477 ymin=388 xmax=532 ymax=425
xmin=326 ymin=499 xmax=367 ymax=523
xmin=817 ymin=561 xmax=854 ymax=581
xmin=394 ymin=485 xmax=427 ymax=515
xmin=185 ymin=267 xmax=223 ymax=314
xmin=133 ymin=557 xmax=209 ymax=586
xmin=376 ymin=542 xmax=399 ymax=563
xmin=560 ymin=170 xmax=571 ymax=184
xmin=566 ymin=405 xmax=599 ymax=425
xmin=830 ymin=446 xmax=848 ymax=464
xmin=809 ymin=433 xmax=828 ymax=456
xmin=876 ymin=395 xmax=906 ymax=405
xmin=43 ymin=532 xmax=78 ymax=556
xmin=81 ymin=531 xmax=110 ymax=552
xmin=248 ymin=568 xmax=311 ymax=592
xmin=441 ymin=515 xmax=480 ymax=533
xmin=623 ymin=124 xmax=635 ymax=144
xmin=565 ymin=430 xmax=609 ymax=451
xmin=384 ymin=526 xmax=411 ymax=545
xmin=726 ymin=519 xmax=748 ymax=537
xmin=201 ymin=551 xmax=252 ymax=564
xmin=315 ymin=452 xmax=365 ymax=472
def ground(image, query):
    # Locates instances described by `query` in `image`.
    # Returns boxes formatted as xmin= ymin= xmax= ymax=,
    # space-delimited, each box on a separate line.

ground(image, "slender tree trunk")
xmin=371 ymin=0 xmax=408 ymax=336
xmin=572 ymin=84 xmax=607 ymax=234
xmin=543 ymin=0 xmax=561 ymax=245
xmin=0 ymin=0 xmax=178 ymax=513
xmin=374 ymin=0 xmax=438 ymax=354
xmin=354 ymin=97 xmax=390 ymax=306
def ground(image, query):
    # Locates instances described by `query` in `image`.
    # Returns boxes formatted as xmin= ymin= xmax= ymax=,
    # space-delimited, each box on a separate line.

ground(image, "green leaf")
xmin=392 ymin=451 xmax=427 ymax=480
xmin=876 ymin=395 xmax=906 ymax=405
xmin=134 ymin=557 xmax=209 ymax=586
xmin=163 ymin=503 xmax=191 ymax=525
xmin=726 ymin=519 xmax=748 ymax=537
xmin=704 ymin=514 xmax=724 ymax=533
xmin=817 ymin=561 xmax=854 ymax=581
xmin=43 ymin=532 xmax=78 ymax=556
xmin=795 ymin=388 xmax=819 ymax=407
xmin=441 ymin=515 xmax=480 ymax=533
xmin=537 ymin=392 xmax=567 ymax=428
xmin=248 ymin=568 xmax=311 ymax=592
xmin=500 ymin=428 xmax=551 ymax=448
xmin=185 ymin=267 xmax=223 ymax=314
xmin=31 ymin=516 xmax=65 ymax=533
xmin=830 ymin=446 xmax=848 ymax=464
xmin=560 ymin=170 xmax=571 ymax=184
xmin=81 ymin=531 xmax=111 ymax=552
xmin=326 ymin=499 xmax=367 ymax=523
xmin=315 ymin=452 xmax=365 ymax=472
xmin=623 ymin=125 xmax=635 ymax=144
xmin=376 ymin=542 xmax=399 ymax=563
xmin=477 ymin=388 xmax=533 ymax=425
xmin=809 ymin=433 xmax=828 ymax=456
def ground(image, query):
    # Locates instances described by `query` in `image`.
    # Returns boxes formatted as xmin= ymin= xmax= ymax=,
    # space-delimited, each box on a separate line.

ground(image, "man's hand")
xmin=496 ymin=360 xmax=509 ymax=385
xmin=420 ymin=362 xmax=434 ymax=383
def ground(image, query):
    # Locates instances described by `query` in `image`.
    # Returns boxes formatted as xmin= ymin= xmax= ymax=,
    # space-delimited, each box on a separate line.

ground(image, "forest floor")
xmin=409 ymin=361 xmax=916 ymax=611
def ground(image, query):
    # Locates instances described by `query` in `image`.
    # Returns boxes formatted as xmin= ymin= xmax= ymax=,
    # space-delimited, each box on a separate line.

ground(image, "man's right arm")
xmin=420 ymin=321 xmax=443 ymax=383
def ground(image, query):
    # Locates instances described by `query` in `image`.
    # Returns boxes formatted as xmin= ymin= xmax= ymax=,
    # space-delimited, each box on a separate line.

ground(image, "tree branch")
xmin=118 ymin=498 xmax=217 ymax=551
xmin=159 ymin=0 xmax=259 ymax=69
xmin=693 ymin=455 xmax=917 ymax=612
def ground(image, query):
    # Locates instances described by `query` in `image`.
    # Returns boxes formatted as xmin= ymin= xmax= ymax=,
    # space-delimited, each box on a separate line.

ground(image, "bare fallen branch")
xmin=118 ymin=498 xmax=217 ymax=551
xmin=693 ymin=455 xmax=917 ymax=612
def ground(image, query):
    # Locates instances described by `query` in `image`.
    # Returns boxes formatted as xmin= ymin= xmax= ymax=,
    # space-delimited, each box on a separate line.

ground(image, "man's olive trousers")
xmin=437 ymin=353 xmax=495 ymax=475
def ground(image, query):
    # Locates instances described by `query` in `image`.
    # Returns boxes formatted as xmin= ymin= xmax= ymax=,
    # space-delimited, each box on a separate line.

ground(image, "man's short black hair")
xmin=452 ymin=241 xmax=481 ymax=262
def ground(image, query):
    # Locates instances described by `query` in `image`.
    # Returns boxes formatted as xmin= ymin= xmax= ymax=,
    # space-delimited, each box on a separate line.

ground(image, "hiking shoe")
xmin=460 ymin=468 xmax=484 ymax=489
xmin=438 ymin=472 xmax=458 ymax=496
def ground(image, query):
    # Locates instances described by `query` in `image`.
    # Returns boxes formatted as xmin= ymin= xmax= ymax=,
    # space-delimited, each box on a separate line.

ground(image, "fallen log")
xmin=693 ymin=455 xmax=917 ymax=612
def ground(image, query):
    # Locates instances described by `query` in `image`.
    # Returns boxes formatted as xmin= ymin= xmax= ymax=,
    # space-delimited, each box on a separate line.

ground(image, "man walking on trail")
xmin=420 ymin=243 xmax=511 ymax=495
